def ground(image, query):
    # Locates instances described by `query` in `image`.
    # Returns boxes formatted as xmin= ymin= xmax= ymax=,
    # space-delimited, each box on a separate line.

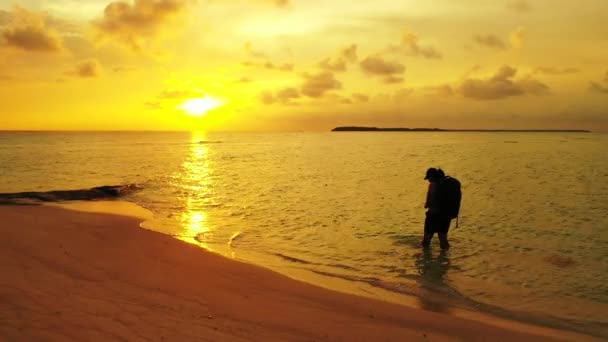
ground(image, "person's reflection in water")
xmin=414 ymin=249 xmax=451 ymax=312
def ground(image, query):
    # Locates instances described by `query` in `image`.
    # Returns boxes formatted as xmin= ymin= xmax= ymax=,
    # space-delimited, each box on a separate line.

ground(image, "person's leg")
xmin=421 ymin=214 xmax=434 ymax=248
xmin=437 ymin=216 xmax=451 ymax=250
xmin=438 ymin=232 xmax=450 ymax=250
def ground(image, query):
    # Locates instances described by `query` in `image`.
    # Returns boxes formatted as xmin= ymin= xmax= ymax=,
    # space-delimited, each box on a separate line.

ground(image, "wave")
xmin=196 ymin=140 xmax=222 ymax=144
xmin=0 ymin=184 xmax=142 ymax=204
xmin=274 ymin=253 xmax=313 ymax=265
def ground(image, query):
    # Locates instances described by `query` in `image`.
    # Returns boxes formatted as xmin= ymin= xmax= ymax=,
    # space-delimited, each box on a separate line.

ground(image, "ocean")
xmin=1 ymin=131 xmax=606 ymax=337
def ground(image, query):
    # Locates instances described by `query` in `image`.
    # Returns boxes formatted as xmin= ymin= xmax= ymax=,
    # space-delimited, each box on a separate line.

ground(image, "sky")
xmin=0 ymin=0 xmax=607 ymax=131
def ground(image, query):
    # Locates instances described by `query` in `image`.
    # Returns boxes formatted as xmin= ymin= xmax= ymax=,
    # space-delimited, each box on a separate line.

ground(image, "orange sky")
xmin=0 ymin=0 xmax=607 ymax=131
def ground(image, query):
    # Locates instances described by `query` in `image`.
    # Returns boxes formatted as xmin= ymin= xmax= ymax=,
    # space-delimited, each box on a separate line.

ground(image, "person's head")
xmin=424 ymin=167 xmax=445 ymax=182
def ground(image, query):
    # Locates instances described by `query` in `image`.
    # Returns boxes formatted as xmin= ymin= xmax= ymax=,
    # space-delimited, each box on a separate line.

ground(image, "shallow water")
xmin=1 ymin=131 xmax=606 ymax=337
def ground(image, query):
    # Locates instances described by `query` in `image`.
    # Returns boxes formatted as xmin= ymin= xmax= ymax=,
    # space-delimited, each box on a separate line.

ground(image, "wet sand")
xmin=0 ymin=204 xmax=599 ymax=341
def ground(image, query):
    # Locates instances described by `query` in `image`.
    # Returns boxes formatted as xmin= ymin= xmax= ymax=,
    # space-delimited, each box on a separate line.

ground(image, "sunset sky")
xmin=1 ymin=0 xmax=607 ymax=131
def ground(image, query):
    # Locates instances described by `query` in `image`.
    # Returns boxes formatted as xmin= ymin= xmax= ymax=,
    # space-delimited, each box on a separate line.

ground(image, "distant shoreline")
xmin=331 ymin=127 xmax=592 ymax=133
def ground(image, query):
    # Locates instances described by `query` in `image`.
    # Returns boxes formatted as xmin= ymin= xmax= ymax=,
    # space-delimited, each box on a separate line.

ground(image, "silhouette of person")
xmin=421 ymin=168 xmax=453 ymax=250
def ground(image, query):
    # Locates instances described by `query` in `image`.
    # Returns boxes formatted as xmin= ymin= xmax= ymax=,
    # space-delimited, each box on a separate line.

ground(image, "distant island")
xmin=331 ymin=126 xmax=592 ymax=133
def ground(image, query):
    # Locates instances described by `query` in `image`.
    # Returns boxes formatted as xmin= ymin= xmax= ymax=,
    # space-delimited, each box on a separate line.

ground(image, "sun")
xmin=179 ymin=96 xmax=223 ymax=116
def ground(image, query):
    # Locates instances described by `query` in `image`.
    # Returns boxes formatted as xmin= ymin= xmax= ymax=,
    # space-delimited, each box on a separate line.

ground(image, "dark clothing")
xmin=422 ymin=212 xmax=451 ymax=250
xmin=422 ymin=178 xmax=454 ymax=250
xmin=424 ymin=212 xmax=451 ymax=234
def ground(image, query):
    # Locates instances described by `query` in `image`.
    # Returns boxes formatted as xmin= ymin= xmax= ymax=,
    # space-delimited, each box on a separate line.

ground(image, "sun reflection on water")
xmin=178 ymin=131 xmax=213 ymax=249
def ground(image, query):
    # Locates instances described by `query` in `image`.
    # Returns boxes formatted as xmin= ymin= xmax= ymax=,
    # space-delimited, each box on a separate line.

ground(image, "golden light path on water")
xmin=178 ymin=131 xmax=212 ymax=250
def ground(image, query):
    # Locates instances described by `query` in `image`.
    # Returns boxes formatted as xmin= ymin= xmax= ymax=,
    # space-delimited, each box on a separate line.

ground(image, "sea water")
xmin=1 ymin=131 xmax=606 ymax=337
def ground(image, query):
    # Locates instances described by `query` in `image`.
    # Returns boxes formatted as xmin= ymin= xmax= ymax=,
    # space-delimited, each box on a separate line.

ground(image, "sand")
xmin=0 ymin=204 xmax=600 ymax=341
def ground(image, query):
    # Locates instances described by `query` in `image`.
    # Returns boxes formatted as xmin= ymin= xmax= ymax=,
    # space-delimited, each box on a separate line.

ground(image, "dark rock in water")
xmin=0 ymin=184 xmax=143 ymax=204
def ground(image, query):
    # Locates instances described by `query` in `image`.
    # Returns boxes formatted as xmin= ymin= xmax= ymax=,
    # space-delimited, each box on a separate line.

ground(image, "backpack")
xmin=437 ymin=176 xmax=462 ymax=219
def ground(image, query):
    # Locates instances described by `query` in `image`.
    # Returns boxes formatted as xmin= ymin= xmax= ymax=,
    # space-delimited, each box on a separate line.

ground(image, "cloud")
xmin=236 ymin=76 xmax=252 ymax=83
xmin=506 ymin=1 xmax=532 ymax=13
xmin=66 ymin=59 xmax=103 ymax=78
xmin=360 ymin=55 xmax=405 ymax=77
xmin=318 ymin=44 xmax=358 ymax=72
xmin=458 ymin=65 xmax=549 ymax=100
xmin=259 ymin=87 xmax=300 ymax=105
xmin=259 ymin=0 xmax=290 ymax=7
xmin=352 ymin=93 xmax=369 ymax=103
xmin=242 ymin=61 xmax=294 ymax=71
xmin=92 ymin=0 xmax=189 ymax=51
xmin=509 ymin=27 xmax=525 ymax=49
xmin=533 ymin=67 xmax=580 ymax=75
xmin=383 ymin=75 xmax=404 ymax=84
xmin=340 ymin=44 xmax=358 ymax=62
xmin=589 ymin=72 xmax=608 ymax=94
xmin=319 ymin=57 xmax=346 ymax=72
xmin=244 ymin=41 xmax=267 ymax=59
xmin=1 ymin=6 xmax=64 ymax=53
xmin=589 ymin=82 xmax=608 ymax=94
xmin=473 ymin=28 xmax=525 ymax=50
xmin=301 ymin=71 xmax=342 ymax=98
xmin=473 ymin=34 xmax=507 ymax=50
xmin=145 ymin=101 xmax=163 ymax=109
xmin=400 ymin=31 xmax=442 ymax=59
xmin=276 ymin=87 xmax=300 ymax=102
xmin=259 ymin=91 xmax=275 ymax=105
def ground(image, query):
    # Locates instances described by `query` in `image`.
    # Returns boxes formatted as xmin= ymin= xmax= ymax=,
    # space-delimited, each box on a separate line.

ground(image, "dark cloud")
xmin=360 ymin=55 xmax=405 ymax=77
xmin=533 ymin=67 xmax=580 ymax=75
xmin=473 ymin=34 xmax=507 ymax=50
xmin=93 ymin=0 xmax=189 ymax=51
xmin=259 ymin=87 xmax=300 ymax=105
xmin=301 ymin=71 xmax=342 ymax=98
xmin=352 ymin=93 xmax=369 ymax=103
xmin=260 ymin=91 xmax=275 ymax=105
xmin=1 ymin=6 xmax=64 ymax=53
xmin=506 ymin=1 xmax=532 ymax=13
xmin=458 ymin=65 xmax=549 ymax=100
xmin=276 ymin=87 xmax=300 ymax=102
xmin=400 ymin=31 xmax=442 ymax=59
xmin=383 ymin=75 xmax=404 ymax=84
xmin=318 ymin=57 xmax=346 ymax=72
xmin=66 ymin=59 xmax=103 ymax=78
xmin=516 ymin=77 xmax=550 ymax=95
xmin=318 ymin=44 xmax=358 ymax=72
xmin=589 ymin=82 xmax=608 ymax=94
xmin=243 ymin=61 xmax=294 ymax=71
xmin=340 ymin=44 xmax=358 ymax=62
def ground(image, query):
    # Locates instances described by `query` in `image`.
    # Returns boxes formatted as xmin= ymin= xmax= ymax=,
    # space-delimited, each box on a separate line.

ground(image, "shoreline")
xmin=0 ymin=202 xmax=601 ymax=341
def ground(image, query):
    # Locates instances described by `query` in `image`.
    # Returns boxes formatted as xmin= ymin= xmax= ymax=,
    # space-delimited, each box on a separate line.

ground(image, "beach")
xmin=0 ymin=203 xmax=599 ymax=341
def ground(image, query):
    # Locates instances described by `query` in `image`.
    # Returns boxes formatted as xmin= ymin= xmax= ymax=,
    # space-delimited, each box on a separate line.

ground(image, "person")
xmin=421 ymin=167 xmax=461 ymax=250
